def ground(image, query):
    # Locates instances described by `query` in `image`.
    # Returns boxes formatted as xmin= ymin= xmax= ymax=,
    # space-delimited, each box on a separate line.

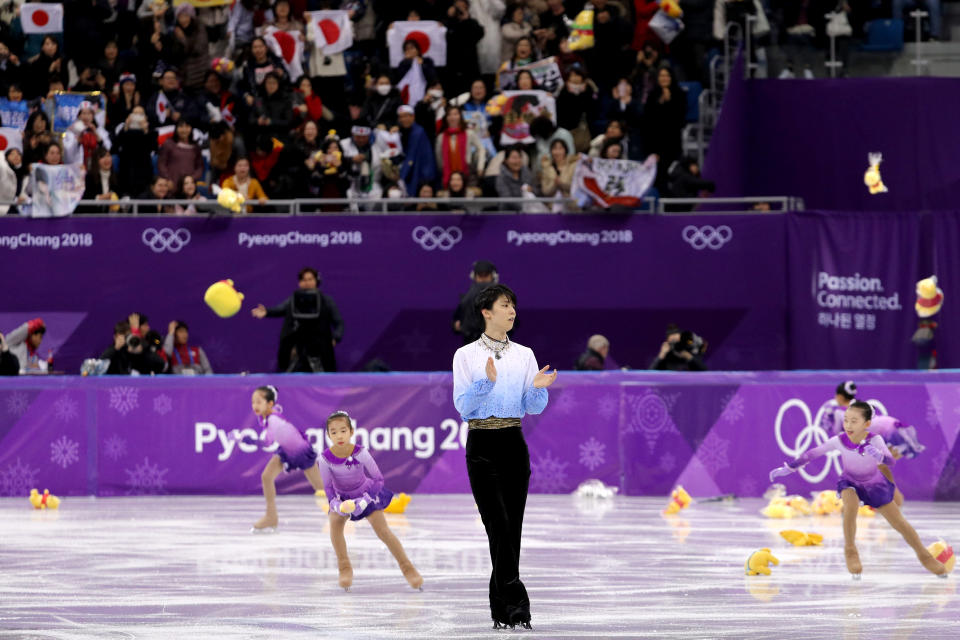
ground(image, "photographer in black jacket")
xmin=650 ymin=323 xmax=708 ymax=371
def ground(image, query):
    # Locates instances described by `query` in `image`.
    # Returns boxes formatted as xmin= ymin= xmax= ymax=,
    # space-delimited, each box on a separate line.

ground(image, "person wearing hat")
xmin=453 ymin=260 xmax=501 ymax=344
xmin=340 ymin=123 xmax=382 ymax=203
xmin=62 ymin=100 xmax=111 ymax=166
xmin=3 ymin=318 xmax=47 ymax=374
xmin=108 ymin=73 xmax=142 ymax=134
xmin=650 ymin=323 xmax=707 ymax=371
xmin=171 ymin=3 xmax=212 ymax=91
xmin=397 ymin=104 xmax=437 ymax=193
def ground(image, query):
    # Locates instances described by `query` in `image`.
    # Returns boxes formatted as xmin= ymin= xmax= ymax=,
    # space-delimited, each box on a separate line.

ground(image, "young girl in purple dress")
xmin=771 ymin=401 xmax=949 ymax=579
xmin=246 ymin=385 xmax=325 ymax=532
xmin=320 ymin=410 xmax=423 ymax=591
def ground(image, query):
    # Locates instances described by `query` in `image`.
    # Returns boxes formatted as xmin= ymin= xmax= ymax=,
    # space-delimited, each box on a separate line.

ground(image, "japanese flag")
xmin=156 ymin=91 xmax=170 ymax=124
xmin=156 ymin=125 xmax=176 ymax=147
xmin=398 ymin=60 xmax=426 ymax=106
xmin=21 ymin=3 xmax=64 ymax=34
xmin=307 ymin=10 xmax=353 ymax=55
xmin=387 ymin=21 xmax=447 ymax=68
xmin=264 ymin=27 xmax=304 ymax=81
xmin=0 ymin=127 xmax=23 ymax=152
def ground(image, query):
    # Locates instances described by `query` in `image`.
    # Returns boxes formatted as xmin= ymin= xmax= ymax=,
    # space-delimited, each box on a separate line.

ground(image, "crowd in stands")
xmin=0 ymin=1 xmax=927 ymax=212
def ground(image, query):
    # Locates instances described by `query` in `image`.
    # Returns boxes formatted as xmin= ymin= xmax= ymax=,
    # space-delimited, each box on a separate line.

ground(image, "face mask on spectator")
xmin=376 ymin=84 xmax=392 ymax=96
xmin=429 ymin=89 xmax=444 ymax=99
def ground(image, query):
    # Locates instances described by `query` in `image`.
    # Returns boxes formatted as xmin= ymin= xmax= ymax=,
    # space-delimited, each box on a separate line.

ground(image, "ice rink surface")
xmin=1 ymin=495 xmax=959 ymax=639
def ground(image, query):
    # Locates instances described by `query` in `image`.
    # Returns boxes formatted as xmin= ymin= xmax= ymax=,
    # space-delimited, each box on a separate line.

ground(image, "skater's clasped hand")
xmin=533 ymin=366 xmax=558 ymax=389
xmin=485 ymin=357 xmax=497 ymax=383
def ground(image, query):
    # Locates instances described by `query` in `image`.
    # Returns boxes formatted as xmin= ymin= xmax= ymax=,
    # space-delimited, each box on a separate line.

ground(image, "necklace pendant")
xmin=495 ymin=354 xmax=501 ymax=360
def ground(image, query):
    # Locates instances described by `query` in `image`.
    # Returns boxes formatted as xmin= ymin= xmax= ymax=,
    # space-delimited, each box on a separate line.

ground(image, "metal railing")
xmin=0 ymin=196 xmax=804 ymax=216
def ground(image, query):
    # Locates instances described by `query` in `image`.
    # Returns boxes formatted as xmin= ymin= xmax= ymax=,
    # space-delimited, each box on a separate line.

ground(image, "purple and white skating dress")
xmin=319 ymin=445 xmax=394 ymax=521
xmin=788 ymin=432 xmax=896 ymax=508
xmin=260 ymin=413 xmax=318 ymax=472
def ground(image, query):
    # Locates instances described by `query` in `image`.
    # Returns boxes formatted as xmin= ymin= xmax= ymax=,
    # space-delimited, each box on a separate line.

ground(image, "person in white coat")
xmin=471 ymin=0 xmax=506 ymax=75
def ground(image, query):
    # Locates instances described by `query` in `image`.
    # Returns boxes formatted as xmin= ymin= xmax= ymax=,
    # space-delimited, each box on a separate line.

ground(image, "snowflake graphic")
xmin=53 ymin=395 xmax=80 ymax=422
xmin=721 ymin=393 xmax=745 ymax=424
xmin=738 ymin=476 xmax=759 ymax=497
xmin=103 ymin=434 xmax=128 ymax=462
xmin=0 ymin=457 xmax=39 ymax=497
xmin=5 ymin=392 xmax=30 ymax=417
xmin=530 ymin=450 xmax=569 ymax=493
xmin=697 ymin=431 xmax=731 ymax=476
xmin=597 ymin=394 xmax=618 ymax=420
xmin=554 ymin=391 xmax=577 ymax=415
xmin=109 ymin=387 xmax=139 ymax=416
xmin=659 ymin=452 xmax=677 ymax=472
xmin=153 ymin=394 xmax=173 ymax=416
xmin=50 ymin=435 xmax=80 ymax=469
xmin=622 ymin=391 xmax=679 ymax=451
xmin=428 ymin=385 xmax=448 ymax=407
xmin=125 ymin=457 xmax=169 ymax=495
xmin=927 ymin=397 xmax=944 ymax=428
xmin=578 ymin=437 xmax=606 ymax=471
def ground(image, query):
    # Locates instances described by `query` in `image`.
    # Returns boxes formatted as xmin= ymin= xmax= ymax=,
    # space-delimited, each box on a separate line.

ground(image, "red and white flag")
xmin=264 ymin=27 xmax=304 ymax=80
xmin=21 ymin=3 xmax=63 ymax=34
xmin=307 ymin=10 xmax=353 ymax=55
xmin=156 ymin=125 xmax=176 ymax=147
xmin=398 ymin=60 xmax=426 ymax=106
xmin=572 ymin=155 xmax=657 ymax=209
xmin=0 ymin=127 xmax=23 ymax=152
xmin=387 ymin=21 xmax=447 ymax=68
xmin=155 ymin=91 xmax=170 ymax=124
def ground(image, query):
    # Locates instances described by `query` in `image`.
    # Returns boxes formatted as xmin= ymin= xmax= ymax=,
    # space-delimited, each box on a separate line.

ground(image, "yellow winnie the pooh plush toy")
xmin=204 ymin=280 xmax=244 ymax=318
xmin=29 ymin=488 xmax=60 ymax=509
xmin=745 ymin=548 xmax=779 ymax=576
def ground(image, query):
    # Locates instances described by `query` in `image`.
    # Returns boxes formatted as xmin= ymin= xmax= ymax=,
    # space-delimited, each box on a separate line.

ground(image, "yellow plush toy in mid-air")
xmin=204 ymin=279 xmax=244 ymax=318
xmin=780 ymin=530 xmax=824 ymax=546
xmin=927 ymin=541 xmax=955 ymax=573
xmin=661 ymin=0 xmax=683 ymax=18
xmin=663 ymin=485 xmax=692 ymax=515
xmin=385 ymin=493 xmax=411 ymax=514
xmin=864 ymin=152 xmax=888 ymax=194
xmin=29 ymin=488 xmax=60 ymax=509
xmin=566 ymin=7 xmax=595 ymax=50
xmin=915 ymin=276 xmax=944 ymax=318
xmin=745 ymin=548 xmax=779 ymax=576
xmin=217 ymin=187 xmax=246 ymax=213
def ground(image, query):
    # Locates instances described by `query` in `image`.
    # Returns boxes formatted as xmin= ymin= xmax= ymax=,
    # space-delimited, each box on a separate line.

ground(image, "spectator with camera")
xmin=101 ymin=314 xmax=166 ymax=375
xmin=251 ymin=267 xmax=344 ymax=373
xmin=163 ymin=321 xmax=213 ymax=375
xmin=651 ymin=323 xmax=708 ymax=371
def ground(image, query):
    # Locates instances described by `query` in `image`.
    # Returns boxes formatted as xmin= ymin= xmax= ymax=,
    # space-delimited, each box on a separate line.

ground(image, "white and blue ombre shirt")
xmin=453 ymin=339 xmax=549 ymax=421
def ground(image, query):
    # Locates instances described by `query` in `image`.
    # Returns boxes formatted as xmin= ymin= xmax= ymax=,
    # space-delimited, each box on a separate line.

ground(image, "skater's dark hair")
xmin=326 ymin=410 xmax=354 ymax=431
xmin=256 ymin=385 xmax=279 ymax=403
xmin=849 ymin=400 xmax=873 ymax=422
xmin=475 ymin=284 xmax=517 ymax=313
xmin=836 ymin=380 xmax=857 ymax=400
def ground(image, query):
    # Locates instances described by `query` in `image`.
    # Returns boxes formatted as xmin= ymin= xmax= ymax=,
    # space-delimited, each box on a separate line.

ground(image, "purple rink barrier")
xmin=2 ymin=211 xmax=959 ymax=371
xmin=1 ymin=371 xmax=959 ymax=500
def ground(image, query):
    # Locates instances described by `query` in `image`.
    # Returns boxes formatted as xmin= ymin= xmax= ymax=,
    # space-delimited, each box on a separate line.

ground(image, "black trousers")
xmin=465 ymin=426 xmax=531 ymax=624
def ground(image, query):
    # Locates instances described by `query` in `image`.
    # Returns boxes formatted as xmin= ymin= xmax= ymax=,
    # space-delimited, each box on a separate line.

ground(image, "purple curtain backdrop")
xmin=1 ymin=372 xmax=959 ymax=499
xmin=0 ymin=215 xmax=788 ymax=373
xmin=704 ymin=77 xmax=960 ymax=212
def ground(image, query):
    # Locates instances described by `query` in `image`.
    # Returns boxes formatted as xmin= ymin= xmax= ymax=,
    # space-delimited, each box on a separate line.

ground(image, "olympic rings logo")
xmin=682 ymin=225 xmax=733 ymax=250
xmin=411 ymin=225 xmax=463 ymax=251
xmin=141 ymin=228 xmax=192 ymax=253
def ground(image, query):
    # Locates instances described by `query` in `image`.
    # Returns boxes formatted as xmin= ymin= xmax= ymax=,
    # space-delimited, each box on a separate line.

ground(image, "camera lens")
xmin=126 ymin=335 xmax=142 ymax=349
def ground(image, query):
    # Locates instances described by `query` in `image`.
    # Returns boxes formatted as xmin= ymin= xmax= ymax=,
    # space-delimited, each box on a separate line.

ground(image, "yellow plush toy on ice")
xmin=745 ymin=548 xmax=779 ymax=576
xmin=858 ymin=505 xmax=876 ymax=517
xmin=663 ymin=485 xmax=692 ymax=515
xmin=565 ymin=8 xmax=595 ymax=50
xmin=661 ymin=0 xmax=683 ymax=18
xmin=762 ymin=495 xmax=812 ymax=518
xmin=217 ymin=187 xmax=246 ymax=213
xmin=385 ymin=493 xmax=411 ymax=514
xmin=29 ymin=488 xmax=60 ymax=509
xmin=204 ymin=279 xmax=244 ymax=318
xmin=916 ymin=276 xmax=944 ymax=318
xmin=864 ymin=152 xmax=888 ymax=194
xmin=780 ymin=530 xmax=824 ymax=546
xmin=927 ymin=541 xmax=955 ymax=573
xmin=811 ymin=490 xmax=843 ymax=515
